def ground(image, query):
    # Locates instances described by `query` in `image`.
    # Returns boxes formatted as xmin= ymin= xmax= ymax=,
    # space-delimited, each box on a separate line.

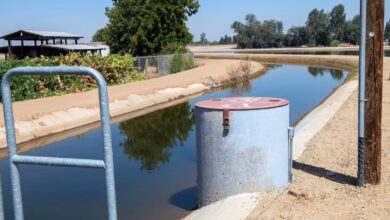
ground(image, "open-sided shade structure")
xmin=0 ymin=30 xmax=106 ymax=59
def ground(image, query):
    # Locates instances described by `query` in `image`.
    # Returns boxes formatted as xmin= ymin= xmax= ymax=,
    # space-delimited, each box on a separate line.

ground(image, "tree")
xmin=343 ymin=15 xmax=360 ymax=45
xmin=285 ymin=26 xmax=308 ymax=47
xmin=119 ymin=102 xmax=194 ymax=171
xmin=218 ymin=34 xmax=233 ymax=44
xmin=105 ymin=0 xmax=199 ymax=55
xmin=218 ymin=35 xmax=233 ymax=44
xmin=200 ymin=32 xmax=208 ymax=45
xmin=231 ymin=21 xmax=250 ymax=48
xmin=306 ymin=9 xmax=330 ymax=46
xmin=231 ymin=14 xmax=285 ymax=49
xmin=92 ymin=27 xmax=110 ymax=42
xmin=329 ymin=4 xmax=346 ymax=41
xmin=219 ymin=36 xmax=224 ymax=44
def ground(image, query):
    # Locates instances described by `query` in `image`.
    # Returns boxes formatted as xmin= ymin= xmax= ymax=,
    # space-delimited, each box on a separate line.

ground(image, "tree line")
xmin=191 ymin=33 xmax=234 ymax=46
xmin=232 ymin=4 xmax=363 ymax=49
xmin=93 ymin=1 xmax=390 ymax=55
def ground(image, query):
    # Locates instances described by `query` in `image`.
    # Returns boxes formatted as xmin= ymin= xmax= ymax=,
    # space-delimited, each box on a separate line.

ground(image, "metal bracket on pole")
xmin=1 ymin=66 xmax=117 ymax=220
xmin=288 ymin=127 xmax=295 ymax=183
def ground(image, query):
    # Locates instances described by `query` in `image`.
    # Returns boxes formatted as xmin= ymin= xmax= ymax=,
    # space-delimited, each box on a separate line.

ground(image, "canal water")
xmin=197 ymin=50 xmax=390 ymax=57
xmin=0 ymin=65 xmax=348 ymax=220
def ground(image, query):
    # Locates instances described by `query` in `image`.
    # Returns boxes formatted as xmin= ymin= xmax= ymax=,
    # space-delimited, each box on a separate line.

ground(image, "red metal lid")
xmin=195 ymin=97 xmax=289 ymax=110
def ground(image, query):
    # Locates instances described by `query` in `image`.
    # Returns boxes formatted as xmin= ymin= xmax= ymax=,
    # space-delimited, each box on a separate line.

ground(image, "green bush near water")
xmin=169 ymin=53 xmax=195 ymax=74
xmin=0 ymin=53 xmax=140 ymax=102
xmin=330 ymin=40 xmax=341 ymax=47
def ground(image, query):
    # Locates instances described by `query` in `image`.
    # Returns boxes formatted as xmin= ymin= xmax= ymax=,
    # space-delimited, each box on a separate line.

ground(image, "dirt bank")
xmin=246 ymin=57 xmax=390 ymax=219
xmin=0 ymin=59 xmax=264 ymax=151
xmin=188 ymin=44 xmax=236 ymax=52
xmin=196 ymin=53 xmax=358 ymax=71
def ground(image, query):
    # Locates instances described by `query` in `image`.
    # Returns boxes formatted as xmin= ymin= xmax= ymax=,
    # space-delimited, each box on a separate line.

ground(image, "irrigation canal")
xmin=0 ymin=64 xmax=348 ymax=220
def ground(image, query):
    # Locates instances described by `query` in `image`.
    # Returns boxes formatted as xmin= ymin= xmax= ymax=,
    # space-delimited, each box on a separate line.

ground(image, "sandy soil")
xmin=246 ymin=58 xmax=390 ymax=219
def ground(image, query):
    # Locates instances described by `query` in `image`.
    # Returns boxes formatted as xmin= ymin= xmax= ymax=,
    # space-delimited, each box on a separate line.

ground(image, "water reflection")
xmin=308 ymin=67 xmax=344 ymax=80
xmin=228 ymin=80 xmax=252 ymax=96
xmin=119 ymin=102 xmax=195 ymax=171
xmin=265 ymin=64 xmax=283 ymax=70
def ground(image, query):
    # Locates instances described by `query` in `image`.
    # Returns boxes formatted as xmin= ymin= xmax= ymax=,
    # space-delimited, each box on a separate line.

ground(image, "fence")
xmin=136 ymin=53 xmax=194 ymax=78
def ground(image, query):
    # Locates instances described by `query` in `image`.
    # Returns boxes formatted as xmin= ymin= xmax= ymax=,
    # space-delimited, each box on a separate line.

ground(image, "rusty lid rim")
xmin=195 ymin=97 xmax=289 ymax=110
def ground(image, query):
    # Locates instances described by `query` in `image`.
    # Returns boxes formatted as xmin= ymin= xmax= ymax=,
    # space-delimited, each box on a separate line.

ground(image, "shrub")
xmin=226 ymin=61 xmax=253 ymax=82
xmin=0 ymin=53 xmax=140 ymax=102
xmin=330 ymin=40 xmax=341 ymax=47
xmin=169 ymin=53 xmax=195 ymax=74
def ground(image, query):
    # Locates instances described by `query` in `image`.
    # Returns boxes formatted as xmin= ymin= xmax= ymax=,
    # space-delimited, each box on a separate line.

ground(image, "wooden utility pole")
xmin=364 ymin=0 xmax=384 ymax=184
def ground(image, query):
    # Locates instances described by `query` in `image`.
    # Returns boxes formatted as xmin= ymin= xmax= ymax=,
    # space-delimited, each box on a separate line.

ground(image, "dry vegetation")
xmin=226 ymin=60 xmax=253 ymax=82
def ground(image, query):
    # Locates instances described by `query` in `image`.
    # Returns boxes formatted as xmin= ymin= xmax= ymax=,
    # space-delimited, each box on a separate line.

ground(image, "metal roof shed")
xmin=0 ymin=30 xmax=105 ymax=59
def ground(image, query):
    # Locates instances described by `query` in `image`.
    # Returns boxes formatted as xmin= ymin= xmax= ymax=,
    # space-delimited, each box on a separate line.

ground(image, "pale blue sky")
xmin=0 ymin=0 xmax=389 ymax=45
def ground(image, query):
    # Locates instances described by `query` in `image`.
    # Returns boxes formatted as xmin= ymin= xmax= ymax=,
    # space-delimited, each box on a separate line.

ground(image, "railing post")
xmin=1 ymin=66 xmax=117 ymax=220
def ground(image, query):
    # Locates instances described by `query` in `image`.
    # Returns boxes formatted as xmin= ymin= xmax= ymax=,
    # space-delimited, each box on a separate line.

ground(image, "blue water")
xmin=0 ymin=65 xmax=348 ymax=220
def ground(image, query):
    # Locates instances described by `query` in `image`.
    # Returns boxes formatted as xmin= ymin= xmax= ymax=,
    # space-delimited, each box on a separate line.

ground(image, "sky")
xmin=0 ymin=0 xmax=389 ymax=45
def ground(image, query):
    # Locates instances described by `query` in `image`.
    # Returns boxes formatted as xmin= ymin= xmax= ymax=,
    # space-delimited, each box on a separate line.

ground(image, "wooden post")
xmin=20 ymin=40 xmax=24 ymax=58
xmin=364 ymin=0 xmax=384 ymax=184
xmin=7 ymin=40 xmax=12 ymax=58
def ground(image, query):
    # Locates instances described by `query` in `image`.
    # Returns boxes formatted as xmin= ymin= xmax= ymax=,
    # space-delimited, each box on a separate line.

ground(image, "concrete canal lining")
xmin=0 ymin=59 xmax=264 ymax=150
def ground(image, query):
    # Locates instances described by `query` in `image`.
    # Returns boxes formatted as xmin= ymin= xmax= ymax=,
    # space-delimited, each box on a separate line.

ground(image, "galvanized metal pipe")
xmin=358 ymin=0 xmax=367 ymax=186
xmin=1 ymin=66 xmax=118 ymax=220
xmin=2 ymin=70 xmax=24 ymax=220
xmin=12 ymin=155 xmax=105 ymax=169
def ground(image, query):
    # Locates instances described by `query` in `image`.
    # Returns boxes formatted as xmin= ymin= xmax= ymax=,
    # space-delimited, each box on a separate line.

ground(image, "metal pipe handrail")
xmin=1 ymin=66 xmax=117 ymax=220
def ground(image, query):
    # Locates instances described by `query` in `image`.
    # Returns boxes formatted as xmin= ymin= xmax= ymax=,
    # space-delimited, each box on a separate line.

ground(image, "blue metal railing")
xmin=1 ymin=66 xmax=117 ymax=220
